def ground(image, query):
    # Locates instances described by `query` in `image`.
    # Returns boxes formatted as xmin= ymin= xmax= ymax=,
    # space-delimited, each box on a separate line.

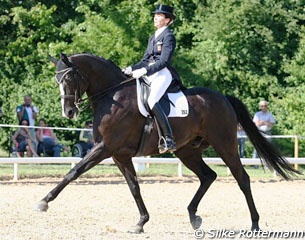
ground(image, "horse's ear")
xmin=48 ymin=54 xmax=57 ymax=66
xmin=60 ymin=53 xmax=73 ymax=67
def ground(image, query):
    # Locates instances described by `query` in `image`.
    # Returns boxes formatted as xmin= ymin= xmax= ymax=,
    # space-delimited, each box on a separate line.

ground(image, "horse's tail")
xmin=226 ymin=95 xmax=301 ymax=180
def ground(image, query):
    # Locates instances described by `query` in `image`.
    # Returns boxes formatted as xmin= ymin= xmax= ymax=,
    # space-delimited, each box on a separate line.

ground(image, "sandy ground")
xmin=0 ymin=176 xmax=304 ymax=240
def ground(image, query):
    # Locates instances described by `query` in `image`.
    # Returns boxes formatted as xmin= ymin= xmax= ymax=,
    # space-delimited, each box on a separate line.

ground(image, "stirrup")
xmin=158 ymin=136 xmax=176 ymax=154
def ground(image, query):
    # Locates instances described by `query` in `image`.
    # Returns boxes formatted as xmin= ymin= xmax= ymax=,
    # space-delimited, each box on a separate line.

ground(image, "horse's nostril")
xmin=68 ymin=109 xmax=74 ymax=117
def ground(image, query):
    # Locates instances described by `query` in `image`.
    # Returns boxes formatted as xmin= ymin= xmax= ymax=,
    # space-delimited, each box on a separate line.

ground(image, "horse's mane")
xmin=72 ymin=53 xmax=122 ymax=72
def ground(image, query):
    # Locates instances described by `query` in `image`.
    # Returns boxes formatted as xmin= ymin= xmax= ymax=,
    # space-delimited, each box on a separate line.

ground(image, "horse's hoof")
xmin=251 ymin=225 xmax=260 ymax=231
xmin=35 ymin=200 xmax=49 ymax=212
xmin=128 ymin=225 xmax=144 ymax=234
xmin=191 ymin=216 xmax=202 ymax=230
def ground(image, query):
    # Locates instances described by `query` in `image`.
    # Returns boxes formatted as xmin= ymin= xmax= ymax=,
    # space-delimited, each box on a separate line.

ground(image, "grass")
xmin=1 ymin=163 xmax=302 ymax=181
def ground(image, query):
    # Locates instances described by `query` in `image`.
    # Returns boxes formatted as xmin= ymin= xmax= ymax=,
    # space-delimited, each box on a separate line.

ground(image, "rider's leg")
xmin=150 ymin=102 xmax=176 ymax=153
xmin=147 ymin=68 xmax=176 ymax=153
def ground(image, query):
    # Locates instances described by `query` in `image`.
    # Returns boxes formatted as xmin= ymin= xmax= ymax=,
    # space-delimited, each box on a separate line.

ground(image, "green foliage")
xmin=190 ymin=1 xmax=301 ymax=93
xmin=1 ymin=0 xmax=305 ymax=157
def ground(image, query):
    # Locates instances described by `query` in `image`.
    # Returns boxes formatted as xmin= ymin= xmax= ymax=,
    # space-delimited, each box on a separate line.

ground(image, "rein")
xmin=78 ymin=76 xmax=135 ymax=111
xmin=85 ymin=77 xmax=135 ymax=101
xmin=55 ymin=66 xmax=136 ymax=111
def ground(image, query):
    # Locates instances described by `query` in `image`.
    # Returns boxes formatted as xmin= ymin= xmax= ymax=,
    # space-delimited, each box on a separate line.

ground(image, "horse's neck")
xmin=86 ymin=75 xmax=126 ymax=97
xmin=92 ymin=82 xmax=136 ymax=113
xmin=75 ymin=55 xmax=123 ymax=93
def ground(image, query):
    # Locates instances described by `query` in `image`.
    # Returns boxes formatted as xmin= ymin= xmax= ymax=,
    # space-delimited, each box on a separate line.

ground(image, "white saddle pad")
xmin=136 ymin=79 xmax=189 ymax=118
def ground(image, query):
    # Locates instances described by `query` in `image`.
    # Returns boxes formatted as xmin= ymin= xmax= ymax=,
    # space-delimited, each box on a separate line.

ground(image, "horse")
xmin=36 ymin=53 xmax=299 ymax=233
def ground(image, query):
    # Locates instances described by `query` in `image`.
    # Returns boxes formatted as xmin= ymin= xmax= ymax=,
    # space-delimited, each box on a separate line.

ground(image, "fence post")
xmin=178 ymin=162 xmax=182 ymax=177
xmin=13 ymin=163 xmax=18 ymax=181
xmin=294 ymin=135 xmax=299 ymax=170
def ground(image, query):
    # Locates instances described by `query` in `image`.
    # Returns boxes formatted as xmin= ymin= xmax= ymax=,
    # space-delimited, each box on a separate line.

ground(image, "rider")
xmin=123 ymin=4 xmax=177 ymax=154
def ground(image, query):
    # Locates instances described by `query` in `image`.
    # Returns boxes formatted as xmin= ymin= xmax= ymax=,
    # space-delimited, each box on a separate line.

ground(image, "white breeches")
xmin=147 ymin=67 xmax=172 ymax=109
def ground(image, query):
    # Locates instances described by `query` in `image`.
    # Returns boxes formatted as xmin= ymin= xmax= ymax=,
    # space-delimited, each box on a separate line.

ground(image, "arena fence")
xmin=0 ymin=124 xmax=304 ymax=180
xmin=0 ymin=156 xmax=304 ymax=181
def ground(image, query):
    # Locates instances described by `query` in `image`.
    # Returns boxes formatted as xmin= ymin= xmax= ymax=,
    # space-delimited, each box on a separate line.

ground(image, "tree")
xmin=0 ymin=3 xmax=77 ymax=148
xmin=1 ymin=0 xmax=305 ymax=156
xmin=277 ymin=26 xmax=305 ymax=136
xmin=189 ymin=0 xmax=302 ymax=113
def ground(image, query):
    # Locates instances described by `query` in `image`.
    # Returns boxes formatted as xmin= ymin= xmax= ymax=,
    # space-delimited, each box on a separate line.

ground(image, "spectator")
xmin=16 ymin=95 xmax=39 ymax=145
xmin=79 ymin=121 xmax=94 ymax=152
xmin=252 ymin=100 xmax=276 ymax=165
xmin=36 ymin=118 xmax=62 ymax=157
xmin=11 ymin=119 xmax=39 ymax=157
xmin=237 ymin=123 xmax=246 ymax=158
xmin=253 ymin=100 xmax=275 ymax=135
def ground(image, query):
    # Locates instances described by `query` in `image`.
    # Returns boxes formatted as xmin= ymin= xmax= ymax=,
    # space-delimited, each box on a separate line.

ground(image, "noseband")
xmin=55 ymin=62 xmax=135 ymax=112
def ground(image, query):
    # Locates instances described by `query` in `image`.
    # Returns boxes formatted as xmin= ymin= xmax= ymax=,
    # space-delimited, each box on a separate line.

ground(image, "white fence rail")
xmin=1 ymin=123 xmax=304 ymax=180
xmin=0 ymin=157 xmax=304 ymax=181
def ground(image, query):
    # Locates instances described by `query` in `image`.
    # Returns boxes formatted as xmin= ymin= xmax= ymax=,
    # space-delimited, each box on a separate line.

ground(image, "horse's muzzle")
xmin=63 ymin=107 xmax=78 ymax=119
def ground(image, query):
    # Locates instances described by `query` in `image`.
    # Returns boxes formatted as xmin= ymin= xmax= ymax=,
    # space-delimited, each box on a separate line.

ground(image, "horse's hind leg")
xmin=175 ymin=148 xmax=217 ymax=230
xmin=113 ymin=156 xmax=149 ymax=234
xmin=219 ymin=152 xmax=260 ymax=230
xmin=35 ymin=142 xmax=110 ymax=211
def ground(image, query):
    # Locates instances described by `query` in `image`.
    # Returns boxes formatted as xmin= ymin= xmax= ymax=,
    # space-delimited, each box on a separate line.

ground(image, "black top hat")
xmin=152 ymin=4 xmax=175 ymax=19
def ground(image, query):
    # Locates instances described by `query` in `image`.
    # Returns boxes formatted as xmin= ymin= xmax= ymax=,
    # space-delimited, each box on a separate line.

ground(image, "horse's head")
xmin=51 ymin=52 xmax=130 ymax=119
xmin=54 ymin=53 xmax=85 ymax=119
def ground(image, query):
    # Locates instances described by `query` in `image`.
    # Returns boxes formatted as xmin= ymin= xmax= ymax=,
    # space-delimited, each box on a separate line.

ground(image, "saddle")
xmin=137 ymin=77 xmax=189 ymax=118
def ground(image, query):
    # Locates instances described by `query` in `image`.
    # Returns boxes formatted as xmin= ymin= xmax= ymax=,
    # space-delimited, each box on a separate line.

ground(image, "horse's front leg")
xmin=113 ymin=156 xmax=149 ymax=234
xmin=35 ymin=142 xmax=110 ymax=212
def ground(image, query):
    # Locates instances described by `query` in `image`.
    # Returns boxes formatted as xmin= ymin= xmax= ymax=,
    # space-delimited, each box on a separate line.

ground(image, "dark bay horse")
xmin=36 ymin=53 xmax=299 ymax=233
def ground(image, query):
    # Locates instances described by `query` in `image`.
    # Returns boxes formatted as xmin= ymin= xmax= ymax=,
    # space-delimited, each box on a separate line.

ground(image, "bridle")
xmin=55 ymin=66 xmax=85 ymax=110
xmin=55 ymin=64 xmax=135 ymax=111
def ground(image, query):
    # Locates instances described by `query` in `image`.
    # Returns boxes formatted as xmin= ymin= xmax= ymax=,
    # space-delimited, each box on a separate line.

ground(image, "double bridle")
xmin=55 ymin=67 xmax=82 ymax=107
xmin=55 ymin=65 xmax=135 ymax=111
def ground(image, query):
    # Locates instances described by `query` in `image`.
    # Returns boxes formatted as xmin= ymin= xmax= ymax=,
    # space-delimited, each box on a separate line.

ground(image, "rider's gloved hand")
xmin=122 ymin=66 xmax=132 ymax=75
xmin=132 ymin=68 xmax=147 ymax=79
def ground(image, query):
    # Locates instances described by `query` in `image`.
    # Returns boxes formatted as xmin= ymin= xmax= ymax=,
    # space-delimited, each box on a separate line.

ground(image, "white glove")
xmin=132 ymin=68 xmax=147 ymax=79
xmin=122 ymin=66 xmax=132 ymax=75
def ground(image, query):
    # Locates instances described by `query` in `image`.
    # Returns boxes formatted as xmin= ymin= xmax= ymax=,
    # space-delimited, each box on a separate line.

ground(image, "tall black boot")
xmin=151 ymin=103 xmax=176 ymax=154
